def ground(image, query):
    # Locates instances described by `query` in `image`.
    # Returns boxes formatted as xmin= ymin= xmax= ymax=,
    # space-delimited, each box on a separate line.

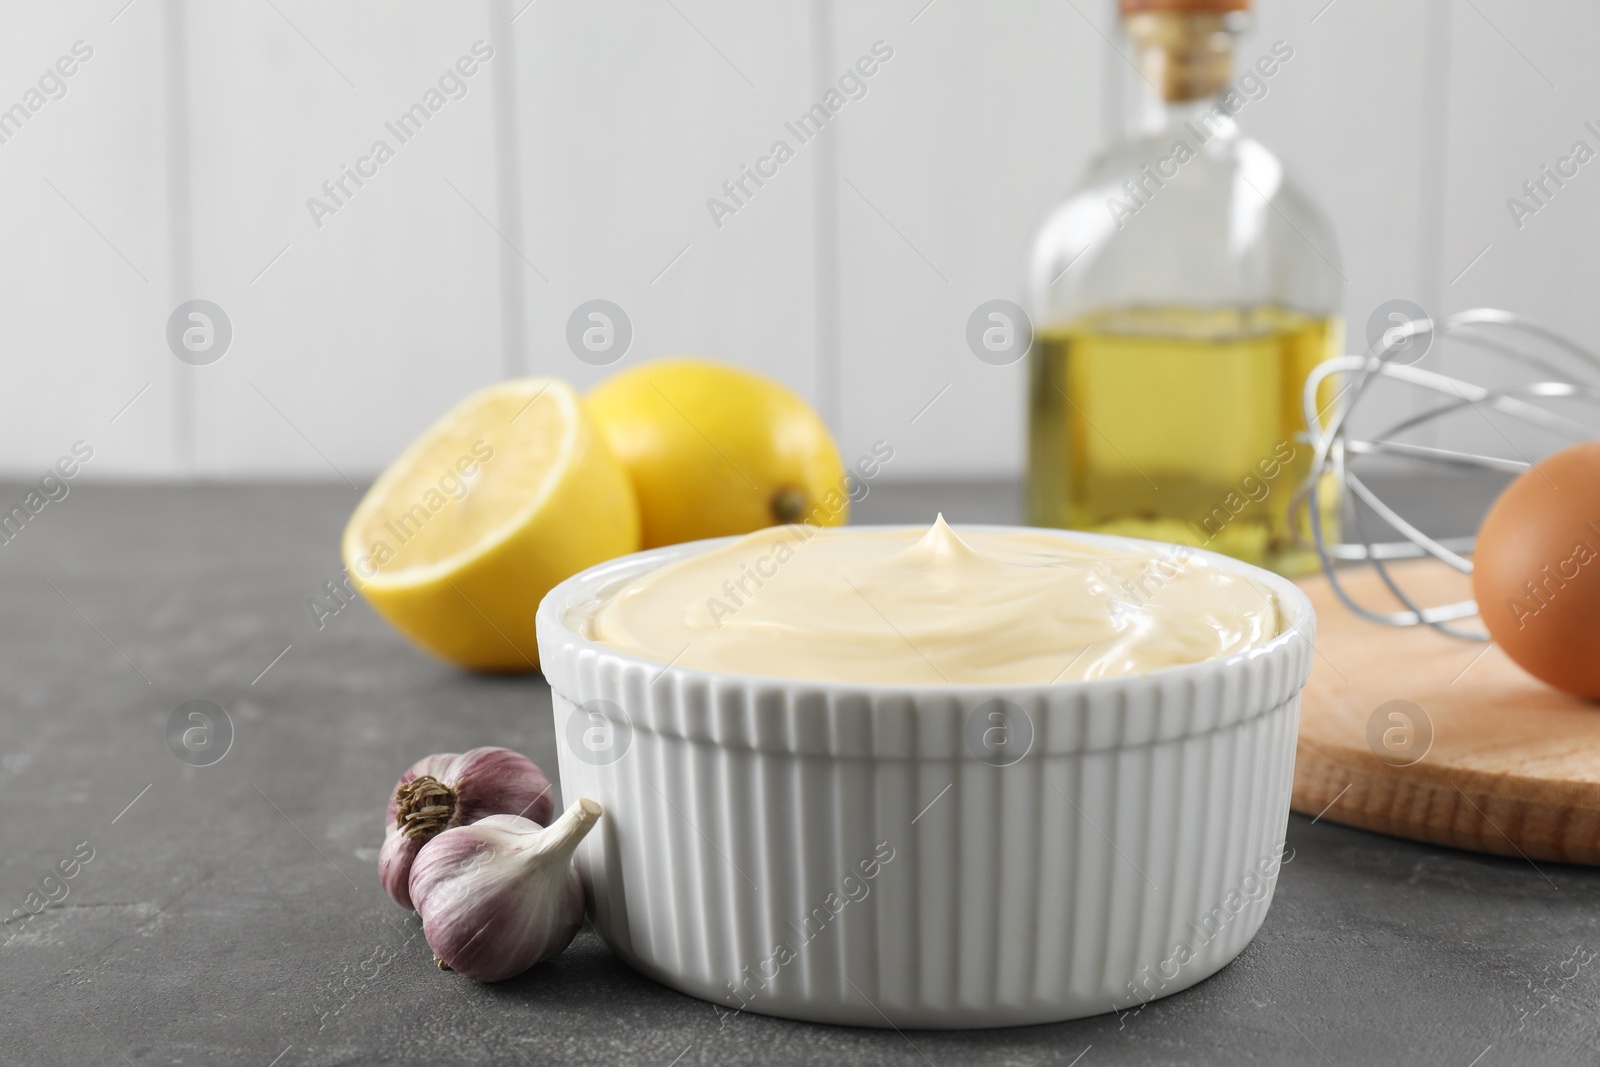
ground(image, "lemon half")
xmin=342 ymin=378 xmax=639 ymax=671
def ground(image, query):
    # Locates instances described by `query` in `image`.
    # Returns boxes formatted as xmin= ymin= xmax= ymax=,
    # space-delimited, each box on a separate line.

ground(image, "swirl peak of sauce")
xmin=585 ymin=517 xmax=1281 ymax=686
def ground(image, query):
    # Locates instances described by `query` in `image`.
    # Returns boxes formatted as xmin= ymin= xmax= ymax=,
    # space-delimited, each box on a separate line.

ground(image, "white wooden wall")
xmin=0 ymin=0 xmax=1592 ymax=481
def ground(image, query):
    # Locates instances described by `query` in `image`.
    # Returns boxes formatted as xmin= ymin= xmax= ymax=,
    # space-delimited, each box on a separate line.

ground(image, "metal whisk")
xmin=1290 ymin=308 xmax=1600 ymax=640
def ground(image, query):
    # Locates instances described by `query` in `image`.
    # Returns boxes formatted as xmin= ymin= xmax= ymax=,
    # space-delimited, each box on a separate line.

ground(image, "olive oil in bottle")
xmin=1027 ymin=306 xmax=1340 ymax=575
xmin=1026 ymin=0 xmax=1344 ymax=576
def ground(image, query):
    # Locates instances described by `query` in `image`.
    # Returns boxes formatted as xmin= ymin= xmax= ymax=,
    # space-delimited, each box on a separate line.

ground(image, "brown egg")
xmin=1472 ymin=440 xmax=1600 ymax=698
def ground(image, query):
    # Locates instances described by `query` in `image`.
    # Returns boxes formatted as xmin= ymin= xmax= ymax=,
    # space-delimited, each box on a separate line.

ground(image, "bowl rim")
xmin=535 ymin=523 xmax=1316 ymax=699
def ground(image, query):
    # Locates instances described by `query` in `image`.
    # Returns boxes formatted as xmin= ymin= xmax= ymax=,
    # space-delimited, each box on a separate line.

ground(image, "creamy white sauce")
xmin=588 ymin=517 xmax=1281 ymax=685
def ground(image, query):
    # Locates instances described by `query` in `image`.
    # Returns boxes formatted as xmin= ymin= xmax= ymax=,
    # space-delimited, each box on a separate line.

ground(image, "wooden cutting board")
xmin=1292 ymin=562 xmax=1600 ymax=865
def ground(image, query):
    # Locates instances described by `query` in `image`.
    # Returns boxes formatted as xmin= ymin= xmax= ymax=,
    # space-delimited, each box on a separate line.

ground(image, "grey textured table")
xmin=3 ymin=479 xmax=1597 ymax=1066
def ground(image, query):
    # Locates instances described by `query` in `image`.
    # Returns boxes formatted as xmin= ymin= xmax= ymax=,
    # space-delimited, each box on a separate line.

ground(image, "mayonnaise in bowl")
xmin=587 ymin=516 xmax=1281 ymax=686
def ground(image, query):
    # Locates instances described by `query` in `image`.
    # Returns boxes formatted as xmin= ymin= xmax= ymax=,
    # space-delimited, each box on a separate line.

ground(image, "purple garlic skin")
xmin=378 ymin=829 xmax=424 ymax=909
xmin=379 ymin=746 xmax=554 ymax=910
xmin=410 ymin=800 xmax=601 ymax=982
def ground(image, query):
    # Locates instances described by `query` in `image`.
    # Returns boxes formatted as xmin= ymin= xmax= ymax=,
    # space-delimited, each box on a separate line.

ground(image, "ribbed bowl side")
xmin=550 ymin=641 xmax=1307 ymax=1030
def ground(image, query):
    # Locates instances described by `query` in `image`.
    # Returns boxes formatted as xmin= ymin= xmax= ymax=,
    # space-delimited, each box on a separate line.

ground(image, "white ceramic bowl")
xmin=537 ymin=526 xmax=1314 ymax=1029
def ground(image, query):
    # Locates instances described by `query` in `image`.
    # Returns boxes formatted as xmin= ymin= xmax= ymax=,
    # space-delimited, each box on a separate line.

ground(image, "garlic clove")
xmin=378 ymin=826 xmax=421 ymax=909
xmin=380 ymin=746 xmax=554 ymax=910
xmin=410 ymin=799 xmax=602 ymax=983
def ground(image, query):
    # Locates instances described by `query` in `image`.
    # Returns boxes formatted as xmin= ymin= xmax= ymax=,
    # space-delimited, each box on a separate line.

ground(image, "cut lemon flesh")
xmin=342 ymin=378 xmax=639 ymax=671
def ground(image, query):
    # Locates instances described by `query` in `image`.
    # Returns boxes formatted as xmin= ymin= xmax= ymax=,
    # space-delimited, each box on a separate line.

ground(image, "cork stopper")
xmin=1121 ymin=0 xmax=1248 ymax=12
xmin=1124 ymin=11 xmax=1238 ymax=102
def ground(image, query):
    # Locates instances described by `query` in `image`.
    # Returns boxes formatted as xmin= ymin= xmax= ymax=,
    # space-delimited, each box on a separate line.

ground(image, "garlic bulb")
xmin=378 ymin=747 xmax=553 ymax=910
xmin=410 ymin=799 xmax=601 ymax=982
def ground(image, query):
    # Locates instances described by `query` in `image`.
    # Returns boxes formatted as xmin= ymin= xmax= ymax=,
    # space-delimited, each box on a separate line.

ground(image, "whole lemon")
xmin=586 ymin=358 xmax=848 ymax=548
